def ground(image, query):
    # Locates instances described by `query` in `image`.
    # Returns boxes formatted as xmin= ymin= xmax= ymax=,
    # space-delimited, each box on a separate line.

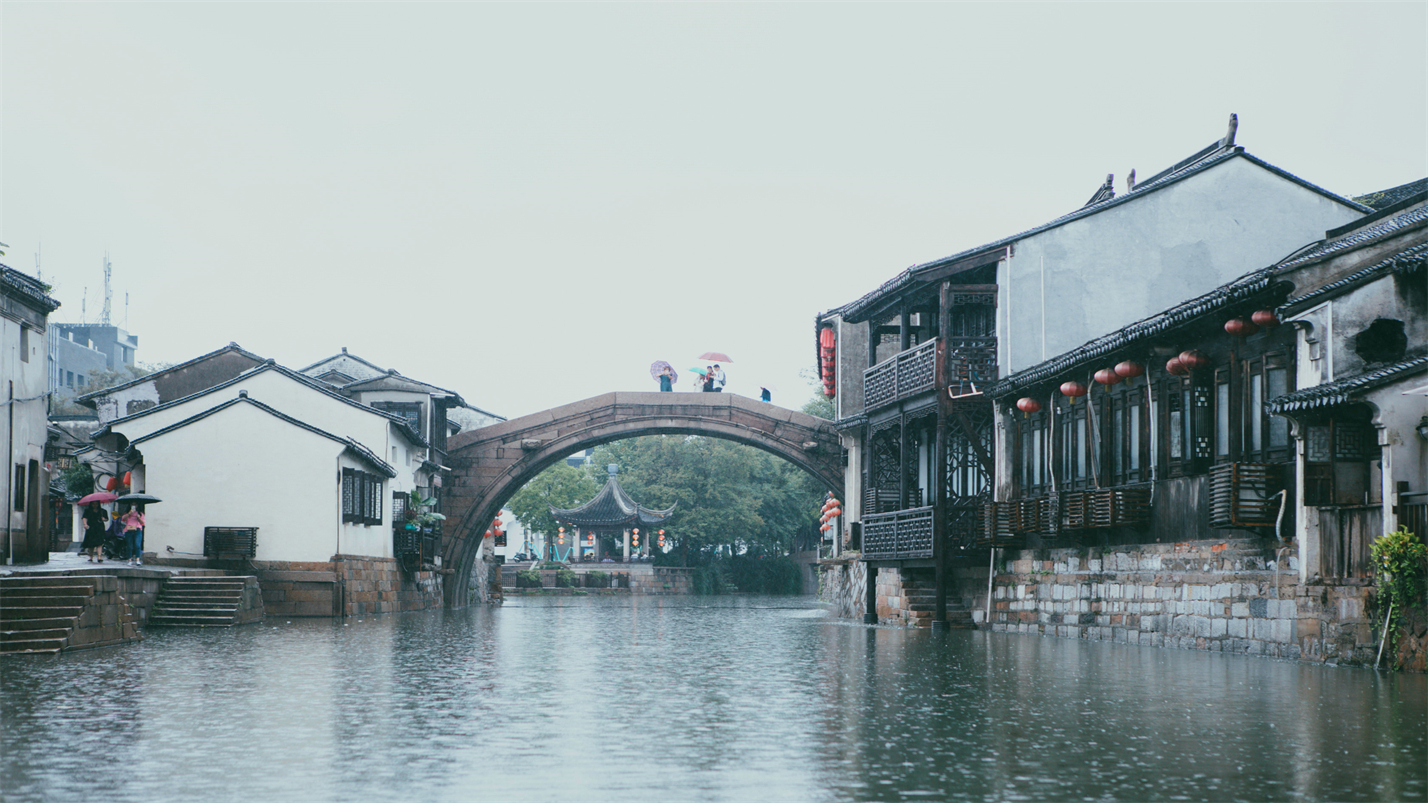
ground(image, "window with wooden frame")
xmin=1100 ymin=385 xmax=1148 ymax=486
xmin=1056 ymin=398 xmax=1092 ymax=491
xmin=1242 ymin=353 xmax=1292 ymax=463
xmin=341 ymin=468 xmax=385 ymax=526
xmin=1015 ymin=408 xmax=1050 ymax=497
xmin=1304 ymin=406 xmax=1377 ymax=507
xmin=1159 ymin=374 xmax=1211 ymax=477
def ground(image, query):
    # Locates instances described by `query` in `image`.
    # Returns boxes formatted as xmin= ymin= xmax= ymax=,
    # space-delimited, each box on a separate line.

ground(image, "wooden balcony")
xmin=864 ymin=339 xmax=937 ymax=411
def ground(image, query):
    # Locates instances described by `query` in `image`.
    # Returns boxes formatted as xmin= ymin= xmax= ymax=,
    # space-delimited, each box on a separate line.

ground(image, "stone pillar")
xmin=864 ymin=564 xmax=878 ymax=624
xmin=623 ymin=528 xmax=630 ymax=563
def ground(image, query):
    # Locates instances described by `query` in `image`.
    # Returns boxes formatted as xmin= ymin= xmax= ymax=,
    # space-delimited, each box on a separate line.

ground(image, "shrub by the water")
xmin=515 ymin=569 xmax=541 ymax=589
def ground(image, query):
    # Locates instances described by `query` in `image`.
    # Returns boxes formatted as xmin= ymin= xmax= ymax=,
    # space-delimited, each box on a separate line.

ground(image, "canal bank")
xmin=820 ymin=537 xmax=1426 ymax=671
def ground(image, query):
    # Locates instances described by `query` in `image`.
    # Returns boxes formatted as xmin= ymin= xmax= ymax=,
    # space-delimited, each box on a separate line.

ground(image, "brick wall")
xmin=251 ymin=557 xmax=443 ymax=617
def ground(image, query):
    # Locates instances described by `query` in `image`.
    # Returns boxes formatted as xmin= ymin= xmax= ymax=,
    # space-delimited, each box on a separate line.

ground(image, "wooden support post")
xmin=933 ymin=281 xmax=951 ymax=630
xmin=864 ymin=563 xmax=878 ymax=624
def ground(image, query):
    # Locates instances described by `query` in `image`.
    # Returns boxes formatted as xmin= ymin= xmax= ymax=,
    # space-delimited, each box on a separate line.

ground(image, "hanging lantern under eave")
xmin=1224 ymin=317 xmax=1259 ymax=337
xmin=1015 ymin=397 xmax=1042 ymax=418
xmin=1178 ymin=349 xmax=1209 ymax=370
xmin=1114 ymin=360 xmax=1145 ymax=379
xmin=122 ymin=471 xmax=132 ymax=487
xmin=819 ymin=327 xmax=836 ymax=349
xmin=1060 ymin=381 xmax=1087 ymax=403
xmin=1166 ymin=357 xmax=1189 ymax=376
xmin=1093 ymin=368 xmax=1123 ymax=387
xmin=105 ymin=476 xmax=119 ymax=491
xmin=1252 ymin=309 xmax=1280 ymax=328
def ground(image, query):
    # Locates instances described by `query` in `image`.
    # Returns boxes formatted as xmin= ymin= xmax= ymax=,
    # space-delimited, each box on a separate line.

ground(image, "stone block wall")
xmin=332 ymin=555 xmax=443 ymax=617
xmin=817 ymin=557 xmax=867 ymax=620
xmin=70 ymin=576 xmax=142 ymax=650
xmin=632 ymin=567 xmax=693 ymax=595
xmin=250 ymin=557 xmax=443 ymax=618
xmin=970 ymin=539 xmax=1388 ymax=667
xmin=873 ymin=567 xmax=924 ymax=627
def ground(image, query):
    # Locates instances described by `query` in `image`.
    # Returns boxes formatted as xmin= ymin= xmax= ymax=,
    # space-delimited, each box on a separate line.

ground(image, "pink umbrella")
xmin=698 ymin=351 xmax=732 ymax=363
xmin=77 ymin=492 xmax=118 ymax=505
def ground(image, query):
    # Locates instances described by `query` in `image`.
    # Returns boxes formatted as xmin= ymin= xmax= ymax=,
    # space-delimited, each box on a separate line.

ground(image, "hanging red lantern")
xmin=1251 ymin=310 xmax=1279 ymax=328
xmin=1166 ymin=357 xmax=1189 ymax=376
xmin=485 ymin=530 xmax=492 ymax=538
xmin=122 ymin=471 xmax=132 ymax=487
xmin=1224 ymin=318 xmax=1259 ymax=337
xmin=1114 ymin=361 xmax=1144 ymax=379
xmin=1060 ymin=381 xmax=1087 ymax=402
xmin=1178 ymin=349 xmax=1208 ymax=370
xmin=1094 ymin=368 xmax=1123 ymax=386
xmin=105 ymin=476 xmax=119 ymax=491
xmin=1015 ymin=397 xmax=1042 ymax=416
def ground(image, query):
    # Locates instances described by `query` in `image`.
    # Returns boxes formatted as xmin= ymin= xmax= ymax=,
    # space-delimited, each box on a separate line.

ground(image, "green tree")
xmin=504 ymin=461 xmax=600 ymax=540
xmin=50 ymin=362 xmax=174 ymax=416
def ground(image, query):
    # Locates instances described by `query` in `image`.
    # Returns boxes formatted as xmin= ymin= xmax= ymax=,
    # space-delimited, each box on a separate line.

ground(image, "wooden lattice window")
xmin=342 ymin=468 xmax=385 ymax=526
xmin=1304 ymin=406 xmax=1376 ymax=507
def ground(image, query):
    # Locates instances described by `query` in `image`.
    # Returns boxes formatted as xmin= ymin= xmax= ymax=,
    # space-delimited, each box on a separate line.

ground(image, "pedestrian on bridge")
xmin=711 ymin=364 xmax=726 ymax=392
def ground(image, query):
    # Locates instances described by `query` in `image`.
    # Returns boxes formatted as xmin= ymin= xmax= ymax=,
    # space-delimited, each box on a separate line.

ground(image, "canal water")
xmin=2 ymin=596 xmax=1424 ymax=803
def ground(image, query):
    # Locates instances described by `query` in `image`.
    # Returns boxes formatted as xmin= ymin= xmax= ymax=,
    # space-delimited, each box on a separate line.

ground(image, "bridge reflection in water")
xmin=2 ymin=597 xmax=1422 ymax=802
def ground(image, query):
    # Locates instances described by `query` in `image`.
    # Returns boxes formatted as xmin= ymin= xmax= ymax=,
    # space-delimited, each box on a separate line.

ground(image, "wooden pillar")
xmin=864 ymin=563 xmax=878 ymax=624
xmin=933 ymin=281 xmax=951 ymax=630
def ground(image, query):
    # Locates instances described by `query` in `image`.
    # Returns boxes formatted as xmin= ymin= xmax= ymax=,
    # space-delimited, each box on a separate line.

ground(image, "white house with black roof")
xmin=3 ymin=263 xmax=61 ymax=564
xmin=92 ymin=359 xmax=432 ymax=567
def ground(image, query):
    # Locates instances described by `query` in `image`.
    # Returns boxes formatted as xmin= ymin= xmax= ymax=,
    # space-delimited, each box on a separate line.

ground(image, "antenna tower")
xmin=100 ymin=253 xmax=113 ymax=325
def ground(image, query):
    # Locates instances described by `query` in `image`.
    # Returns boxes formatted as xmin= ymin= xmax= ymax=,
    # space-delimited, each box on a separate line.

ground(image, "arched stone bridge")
xmin=440 ymin=392 xmax=842 ymax=607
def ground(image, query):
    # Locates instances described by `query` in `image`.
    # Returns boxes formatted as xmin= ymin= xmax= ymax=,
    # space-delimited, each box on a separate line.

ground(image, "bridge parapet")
xmin=441 ymin=392 xmax=841 ymax=607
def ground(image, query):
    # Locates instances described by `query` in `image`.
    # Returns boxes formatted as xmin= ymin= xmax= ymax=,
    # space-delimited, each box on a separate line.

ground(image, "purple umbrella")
xmin=650 ymin=361 xmax=679 ymax=385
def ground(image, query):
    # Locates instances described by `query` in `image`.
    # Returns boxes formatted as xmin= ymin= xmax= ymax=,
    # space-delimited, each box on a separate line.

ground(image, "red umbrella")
xmin=77 ymin=492 xmax=118 ymax=505
xmin=698 ymin=351 xmax=732 ymax=363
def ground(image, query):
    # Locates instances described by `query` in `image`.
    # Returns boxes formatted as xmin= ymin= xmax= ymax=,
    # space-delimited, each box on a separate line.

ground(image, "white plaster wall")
xmin=3 ymin=315 xmax=51 ymax=554
xmin=1326 ymin=275 xmax=1423 ymax=382
xmin=1000 ymin=157 xmax=1364 ymax=375
xmin=135 ymin=402 xmax=344 ymax=563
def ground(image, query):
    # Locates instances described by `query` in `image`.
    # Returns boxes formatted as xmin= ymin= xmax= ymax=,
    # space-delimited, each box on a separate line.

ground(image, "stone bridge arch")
xmin=440 ymin=392 xmax=842 ymax=607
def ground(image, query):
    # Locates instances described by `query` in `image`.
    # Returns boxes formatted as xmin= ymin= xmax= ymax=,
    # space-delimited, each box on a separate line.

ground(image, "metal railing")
xmin=1401 ymin=492 xmax=1428 ymax=541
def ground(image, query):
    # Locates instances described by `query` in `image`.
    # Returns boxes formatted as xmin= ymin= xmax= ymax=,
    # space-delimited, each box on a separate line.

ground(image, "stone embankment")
xmin=819 ymin=539 xmax=1423 ymax=671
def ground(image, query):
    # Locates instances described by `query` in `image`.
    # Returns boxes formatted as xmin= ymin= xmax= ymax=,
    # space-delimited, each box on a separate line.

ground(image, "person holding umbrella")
xmin=120 ymin=504 xmax=145 ymax=565
xmin=710 ymin=364 xmax=726 ymax=392
xmin=81 ymin=501 xmax=108 ymax=563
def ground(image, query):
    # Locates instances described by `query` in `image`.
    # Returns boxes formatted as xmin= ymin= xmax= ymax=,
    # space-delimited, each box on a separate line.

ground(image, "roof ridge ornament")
xmin=1222 ymin=113 xmax=1238 ymax=150
xmin=1084 ymin=174 xmax=1115 ymax=207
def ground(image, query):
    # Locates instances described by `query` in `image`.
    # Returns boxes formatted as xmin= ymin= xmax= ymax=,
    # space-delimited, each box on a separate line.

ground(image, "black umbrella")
xmin=115 ymin=493 xmax=162 ymax=505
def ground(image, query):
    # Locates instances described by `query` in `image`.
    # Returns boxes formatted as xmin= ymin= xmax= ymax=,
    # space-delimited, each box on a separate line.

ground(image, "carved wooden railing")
xmin=946 ymin=336 xmax=997 ymax=397
xmin=864 ymin=339 xmax=937 ymax=411
xmin=861 ymin=506 xmax=934 ymax=560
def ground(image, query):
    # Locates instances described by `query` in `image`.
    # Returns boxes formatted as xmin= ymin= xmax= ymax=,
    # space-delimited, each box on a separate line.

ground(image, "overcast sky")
xmin=3 ymin=2 xmax=1424 ymax=420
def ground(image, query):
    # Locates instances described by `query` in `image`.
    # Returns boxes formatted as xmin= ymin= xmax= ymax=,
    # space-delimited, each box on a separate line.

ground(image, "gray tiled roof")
xmin=0 ymin=263 xmax=61 ymax=314
xmin=1276 ymin=203 xmax=1428 ymax=272
xmin=1279 ymin=241 xmax=1428 ymax=317
xmin=1265 ymin=356 xmax=1428 ymax=414
xmin=1353 ymin=178 xmax=1428 ymax=210
xmin=549 ymin=470 xmax=675 ymax=527
xmin=74 ymin=342 xmax=266 ymax=405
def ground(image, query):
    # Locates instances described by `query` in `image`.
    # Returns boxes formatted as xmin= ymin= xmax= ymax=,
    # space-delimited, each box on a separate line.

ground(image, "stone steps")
xmin=0 ymin=578 xmax=91 ymax=655
xmin=148 ymin=577 xmax=254 ymax=627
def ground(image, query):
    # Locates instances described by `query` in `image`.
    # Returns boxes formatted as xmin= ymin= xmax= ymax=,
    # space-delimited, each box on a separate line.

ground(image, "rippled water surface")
xmin=2 ymin=595 xmax=1424 ymax=802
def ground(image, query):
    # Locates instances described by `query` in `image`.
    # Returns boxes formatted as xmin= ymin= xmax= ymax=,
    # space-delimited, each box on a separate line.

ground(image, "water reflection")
xmin=2 ymin=596 xmax=1422 ymax=802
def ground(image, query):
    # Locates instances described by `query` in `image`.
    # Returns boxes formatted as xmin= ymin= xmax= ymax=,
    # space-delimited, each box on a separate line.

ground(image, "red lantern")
xmin=1060 ymin=382 xmax=1087 ymax=402
xmin=1224 ymin=318 xmax=1259 ymax=337
xmin=1251 ymin=310 xmax=1279 ymax=328
xmin=1166 ymin=357 xmax=1189 ymax=376
xmin=1015 ymin=397 xmax=1042 ymax=416
xmin=122 ymin=471 xmax=132 ymax=487
xmin=485 ymin=530 xmax=492 ymax=538
xmin=105 ymin=476 xmax=118 ymax=491
xmin=1114 ymin=361 xmax=1144 ymax=379
xmin=1094 ymin=368 xmax=1123 ymax=386
xmin=1178 ymin=349 xmax=1208 ymax=370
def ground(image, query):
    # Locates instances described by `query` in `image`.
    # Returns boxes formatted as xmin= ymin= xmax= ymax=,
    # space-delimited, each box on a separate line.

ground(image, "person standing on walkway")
xmin=701 ymin=367 xmax=715 ymax=392
xmin=658 ymin=365 xmax=674 ymax=392
xmin=81 ymin=501 xmax=107 ymax=563
xmin=711 ymin=364 xmax=726 ymax=392
xmin=120 ymin=504 xmax=146 ymax=565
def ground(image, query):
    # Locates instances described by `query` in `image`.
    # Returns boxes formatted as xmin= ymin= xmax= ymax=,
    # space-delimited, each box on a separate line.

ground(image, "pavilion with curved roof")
xmin=549 ymin=464 xmax=675 ymax=562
